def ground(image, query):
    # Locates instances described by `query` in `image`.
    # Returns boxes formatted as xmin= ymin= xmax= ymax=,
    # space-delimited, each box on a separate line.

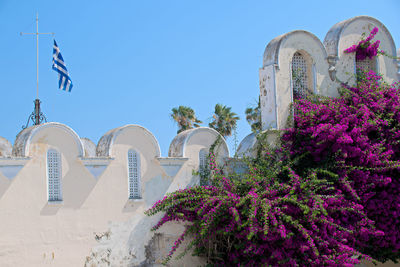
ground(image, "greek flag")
xmin=52 ymin=40 xmax=73 ymax=92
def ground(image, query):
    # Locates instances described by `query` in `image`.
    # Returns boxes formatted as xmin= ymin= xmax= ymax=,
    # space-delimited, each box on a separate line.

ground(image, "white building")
xmin=0 ymin=16 xmax=398 ymax=266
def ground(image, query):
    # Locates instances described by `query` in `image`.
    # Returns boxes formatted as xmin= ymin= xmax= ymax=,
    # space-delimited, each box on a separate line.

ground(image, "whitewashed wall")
xmin=0 ymin=123 xmax=228 ymax=266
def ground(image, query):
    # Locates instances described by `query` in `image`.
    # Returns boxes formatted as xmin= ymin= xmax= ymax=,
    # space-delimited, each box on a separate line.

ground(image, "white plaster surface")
xmin=0 ymin=123 xmax=171 ymax=266
xmin=0 ymin=122 xmax=226 ymax=266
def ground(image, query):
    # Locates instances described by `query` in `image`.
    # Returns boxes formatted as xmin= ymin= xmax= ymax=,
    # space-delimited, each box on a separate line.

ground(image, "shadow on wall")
xmin=40 ymin=165 xmax=101 ymax=216
xmin=0 ymin=175 xmax=12 ymax=201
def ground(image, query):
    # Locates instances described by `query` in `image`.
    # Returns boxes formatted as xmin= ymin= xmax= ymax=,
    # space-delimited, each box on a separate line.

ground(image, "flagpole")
xmin=36 ymin=12 xmax=39 ymax=100
xmin=20 ymin=13 xmax=54 ymax=128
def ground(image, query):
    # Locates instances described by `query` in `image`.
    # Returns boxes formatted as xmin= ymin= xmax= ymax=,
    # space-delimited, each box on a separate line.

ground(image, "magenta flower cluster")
xmin=344 ymin=27 xmax=381 ymax=60
xmin=282 ymin=70 xmax=400 ymax=262
xmin=146 ymin=150 xmax=381 ymax=266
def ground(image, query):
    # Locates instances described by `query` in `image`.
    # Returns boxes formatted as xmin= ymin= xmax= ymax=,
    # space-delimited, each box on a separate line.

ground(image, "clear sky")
xmin=0 ymin=0 xmax=399 ymax=156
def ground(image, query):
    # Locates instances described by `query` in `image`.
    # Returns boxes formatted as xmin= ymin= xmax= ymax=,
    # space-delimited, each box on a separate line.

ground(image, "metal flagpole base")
xmin=23 ymin=99 xmax=47 ymax=129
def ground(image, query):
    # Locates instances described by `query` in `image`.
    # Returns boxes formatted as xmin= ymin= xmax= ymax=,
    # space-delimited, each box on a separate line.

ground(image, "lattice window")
xmin=128 ymin=150 xmax=141 ymax=199
xmin=199 ymin=148 xmax=209 ymax=186
xmin=292 ymin=52 xmax=311 ymax=100
xmin=356 ymin=56 xmax=376 ymax=73
xmin=47 ymin=149 xmax=62 ymax=201
xmin=199 ymin=149 xmax=208 ymax=171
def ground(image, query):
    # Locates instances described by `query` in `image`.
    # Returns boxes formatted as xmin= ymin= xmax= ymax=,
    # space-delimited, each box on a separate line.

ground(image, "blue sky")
xmin=0 ymin=0 xmax=399 ymax=156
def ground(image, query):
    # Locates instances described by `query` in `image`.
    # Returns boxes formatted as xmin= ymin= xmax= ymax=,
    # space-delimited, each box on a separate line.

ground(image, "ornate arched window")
xmin=47 ymin=149 xmax=62 ymax=201
xmin=291 ymin=52 xmax=314 ymax=100
xmin=355 ymin=55 xmax=377 ymax=74
xmin=128 ymin=149 xmax=141 ymax=199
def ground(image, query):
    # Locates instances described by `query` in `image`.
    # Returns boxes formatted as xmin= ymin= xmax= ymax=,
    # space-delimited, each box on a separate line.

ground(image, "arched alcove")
xmin=261 ymin=30 xmax=329 ymax=130
xmin=291 ymin=50 xmax=315 ymax=100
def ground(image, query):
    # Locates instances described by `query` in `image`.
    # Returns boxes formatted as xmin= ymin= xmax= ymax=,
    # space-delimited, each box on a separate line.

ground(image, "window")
xmin=356 ymin=55 xmax=377 ymax=74
xmin=199 ymin=148 xmax=208 ymax=172
xmin=128 ymin=150 xmax=141 ymax=199
xmin=199 ymin=148 xmax=209 ymax=186
xmin=47 ymin=149 xmax=62 ymax=201
xmin=291 ymin=52 xmax=313 ymax=100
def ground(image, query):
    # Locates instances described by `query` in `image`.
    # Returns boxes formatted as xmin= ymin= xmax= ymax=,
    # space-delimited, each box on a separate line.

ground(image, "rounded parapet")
xmin=0 ymin=136 xmax=12 ymax=157
xmin=81 ymin=138 xmax=96 ymax=157
xmin=263 ymin=30 xmax=328 ymax=68
xmin=236 ymin=130 xmax=280 ymax=159
xmin=236 ymin=133 xmax=257 ymax=158
xmin=324 ymin=16 xmax=398 ymax=84
xmin=324 ymin=16 xmax=397 ymax=60
xmin=168 ymin=127 xmax=229 ymax=158
xmin=12 ymin=122 xmax=84 ymax=157
xmin=96 ymin=124 xmax=161 ymax=158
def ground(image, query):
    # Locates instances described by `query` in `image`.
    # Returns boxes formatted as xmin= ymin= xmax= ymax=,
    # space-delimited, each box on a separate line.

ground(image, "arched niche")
xmin=291 ymin=50 xmax=315 ymax=100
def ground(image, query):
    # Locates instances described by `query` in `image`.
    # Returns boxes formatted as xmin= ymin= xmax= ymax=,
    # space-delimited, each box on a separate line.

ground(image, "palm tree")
xmin=209 ymin=104 xmax=239 ymax=137
xmin=245 ymin=97 xmax=261 ymax=132
xmin=171 ymin=106 xmax=202 ymax=134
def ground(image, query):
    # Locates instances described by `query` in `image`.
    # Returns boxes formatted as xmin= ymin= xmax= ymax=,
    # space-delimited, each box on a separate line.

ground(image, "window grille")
xmin=128 ymin=150 xmax=141 ymax=199
xmin=356 ymin=56 xmax=376 ymax=73
xmin=291 ymin=52 xmax=311 ymax=100
xmin=199 ymin=148 xmax=209 ymax=186
xmin=199 ymin=149 xmax=208 ymax=171
xmin=47 ymin=149 xmax=62 ymax=201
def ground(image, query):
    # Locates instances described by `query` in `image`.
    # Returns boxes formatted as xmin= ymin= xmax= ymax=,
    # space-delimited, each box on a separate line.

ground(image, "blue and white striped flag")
xmin=52 ymin=40 xmax=73 ymax=92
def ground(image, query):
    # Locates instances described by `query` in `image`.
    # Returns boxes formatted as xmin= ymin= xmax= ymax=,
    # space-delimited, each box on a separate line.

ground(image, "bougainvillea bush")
xmin=146 ymin=149 xmax=383 ymax=266
xmin=344 ymin=27 xmax=381 ymax=60
xmin=146 ymin=25 xmax=400 ymax=265
xmin=282 ymin=70 xmax=400 ymax=262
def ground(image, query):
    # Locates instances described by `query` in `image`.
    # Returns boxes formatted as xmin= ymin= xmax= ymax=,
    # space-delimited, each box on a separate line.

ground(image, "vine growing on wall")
xmin=196 ymin=135 xmax=223 ymax=186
